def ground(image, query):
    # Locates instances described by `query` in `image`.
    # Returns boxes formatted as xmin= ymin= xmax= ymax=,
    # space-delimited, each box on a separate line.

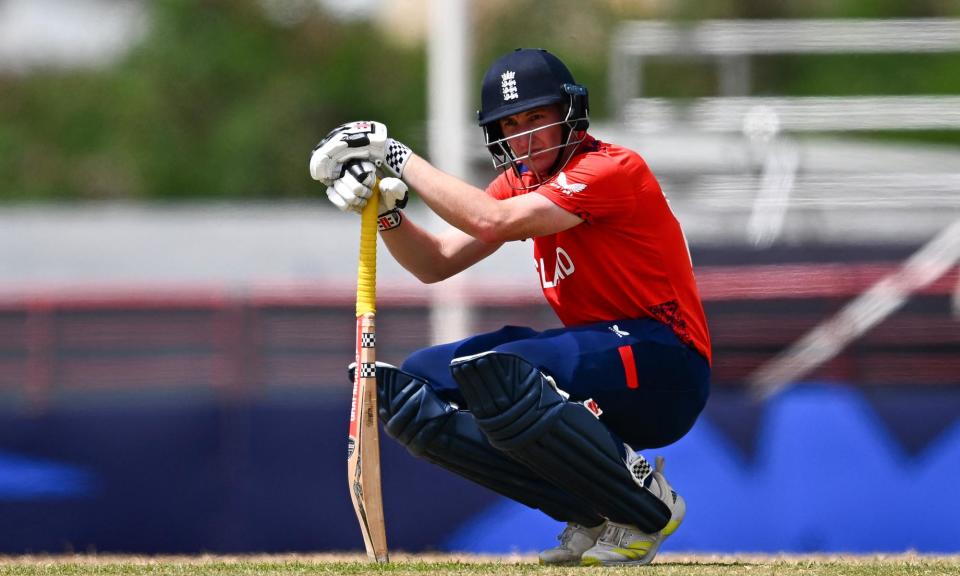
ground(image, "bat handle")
xmin=352 ymin=162 xmax=380 ymax=317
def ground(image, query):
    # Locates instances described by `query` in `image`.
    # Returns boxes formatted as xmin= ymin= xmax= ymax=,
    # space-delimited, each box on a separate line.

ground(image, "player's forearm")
xmin=378 ymin=215 xmax=468 ymax=283
xmin=378 ymin=215 xmax=445 ymax=283
xmin=402 ymin=154 xmax=511 ymax=244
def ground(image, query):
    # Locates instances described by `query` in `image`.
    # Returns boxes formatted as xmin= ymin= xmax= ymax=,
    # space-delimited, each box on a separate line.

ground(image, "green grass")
xmin=1 ymin=554 xmax=959 ymax=576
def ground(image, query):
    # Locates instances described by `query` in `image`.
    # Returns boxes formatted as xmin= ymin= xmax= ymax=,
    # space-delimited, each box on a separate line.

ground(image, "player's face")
xmin=498 ymin=105 xmax=564 ymax=175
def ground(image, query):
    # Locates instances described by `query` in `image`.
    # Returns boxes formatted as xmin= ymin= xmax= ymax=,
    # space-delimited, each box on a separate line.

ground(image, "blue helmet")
xmin=477 ymin=48 xmax=589 ymax=185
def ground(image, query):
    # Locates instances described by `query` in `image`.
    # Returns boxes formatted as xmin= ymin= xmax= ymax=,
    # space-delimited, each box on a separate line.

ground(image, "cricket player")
xmin=309 ymin=48 xmax=711 ymax=566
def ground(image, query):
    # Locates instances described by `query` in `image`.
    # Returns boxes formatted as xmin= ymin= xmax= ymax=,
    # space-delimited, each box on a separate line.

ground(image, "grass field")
xmin=1 ymin=554 xmax=958 ymax=576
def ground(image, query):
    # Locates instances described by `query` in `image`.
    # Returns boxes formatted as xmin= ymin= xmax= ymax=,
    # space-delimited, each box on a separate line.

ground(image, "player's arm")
xmin=379 ymin=215 xmax=502 ymax=284
xmin=315 ymin=157 xmax=502 ymax=284
xmin=401 ymin=154 xmax=582 ymax=243
xmin=309 ymin=121 xmax=583 ymax=244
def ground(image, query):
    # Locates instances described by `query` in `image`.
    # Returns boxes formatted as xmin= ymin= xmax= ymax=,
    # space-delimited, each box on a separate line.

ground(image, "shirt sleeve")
xmin=485 ymin=172 xmax=518 ymax=200
xmin=534 ymin=154 xmax=633 ymax=224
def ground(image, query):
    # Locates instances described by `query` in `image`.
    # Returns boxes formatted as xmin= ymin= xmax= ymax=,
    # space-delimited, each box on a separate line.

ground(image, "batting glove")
xmin=309 ymin=121 xmax=412 ymax=185
xmin=325 ymin=160 xmax=376 ymax=213
xmin=326 ymin=161 xmax=409 ymax=222
xmin=375 ymin=177 xmax=409 ymax=231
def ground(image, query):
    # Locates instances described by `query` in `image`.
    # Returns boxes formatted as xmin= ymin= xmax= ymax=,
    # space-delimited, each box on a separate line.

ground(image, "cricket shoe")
xmin=538 ymin=521 xmax=605 ymax=565
xmin=580 ymin=454 xmax=686 ymax=566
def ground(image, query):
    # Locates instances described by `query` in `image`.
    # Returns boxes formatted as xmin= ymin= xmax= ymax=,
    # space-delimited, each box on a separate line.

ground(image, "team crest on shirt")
xmin=551 ymin=172 xmax=587 ymax=196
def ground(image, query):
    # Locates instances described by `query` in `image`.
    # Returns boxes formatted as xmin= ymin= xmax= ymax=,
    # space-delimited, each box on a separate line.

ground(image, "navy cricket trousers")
xmin=401 ymin=318 xmax=710 ymax=450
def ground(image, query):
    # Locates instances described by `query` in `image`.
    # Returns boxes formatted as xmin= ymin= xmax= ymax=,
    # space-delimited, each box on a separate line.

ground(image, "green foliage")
xmin=0 ymin=0 xmax=425 ymax=200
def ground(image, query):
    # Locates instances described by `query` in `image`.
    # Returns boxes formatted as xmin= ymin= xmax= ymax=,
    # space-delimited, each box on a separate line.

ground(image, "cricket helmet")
xmin=477 ymin=48 xmax=589 ymax=185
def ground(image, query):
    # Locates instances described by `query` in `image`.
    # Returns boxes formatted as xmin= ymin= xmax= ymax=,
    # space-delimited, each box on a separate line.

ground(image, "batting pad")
xmin=450 ymin=352 xmax=671 ymax=532
xmin=374 ymin=363 xmax=604 ymax=527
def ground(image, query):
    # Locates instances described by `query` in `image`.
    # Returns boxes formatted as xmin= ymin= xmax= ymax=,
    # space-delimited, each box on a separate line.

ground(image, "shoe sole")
xmin=581 ymin=499 xmax=685 ymax=567
xmin=581 ymin=541 xmax=660 ymax=567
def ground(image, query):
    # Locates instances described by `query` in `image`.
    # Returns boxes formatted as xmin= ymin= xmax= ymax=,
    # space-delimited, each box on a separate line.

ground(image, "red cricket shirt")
xmin=486 ymin=134 xmax=712 ymax=363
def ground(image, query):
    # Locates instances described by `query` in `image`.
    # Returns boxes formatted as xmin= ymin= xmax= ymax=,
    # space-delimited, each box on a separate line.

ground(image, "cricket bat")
xmin=347 ymin=162 xmax=389 ymax=563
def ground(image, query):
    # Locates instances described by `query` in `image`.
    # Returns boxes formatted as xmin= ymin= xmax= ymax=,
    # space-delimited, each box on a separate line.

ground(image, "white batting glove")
xmin=309 ymin=121 xmax=412 ymax=184
xmin=325 ymin=162 xmax=409 ymax=222
xmin=372 ymin=177 xmax=408 ymax=231
xmin=377 ymin=177 xmax=409 ymax=213
xmin=325 ymin=160 xmax=378 ymax=214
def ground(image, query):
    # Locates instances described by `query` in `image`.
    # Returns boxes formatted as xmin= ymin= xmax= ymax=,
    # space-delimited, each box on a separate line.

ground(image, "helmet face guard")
xmin=477 ymin=49 xmax=590 ymax=190
xmin=482 ymin=87 xmax=589 ymax=189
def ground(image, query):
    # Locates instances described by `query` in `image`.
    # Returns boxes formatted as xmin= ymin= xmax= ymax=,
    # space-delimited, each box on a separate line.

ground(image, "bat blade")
xmin=347 ymin=312 xmax=388 ymax=563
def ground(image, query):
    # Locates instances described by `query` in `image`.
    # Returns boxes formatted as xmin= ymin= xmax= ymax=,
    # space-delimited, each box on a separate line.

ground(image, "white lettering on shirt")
xmin=537 ymin=246 xmax=575 ymax=289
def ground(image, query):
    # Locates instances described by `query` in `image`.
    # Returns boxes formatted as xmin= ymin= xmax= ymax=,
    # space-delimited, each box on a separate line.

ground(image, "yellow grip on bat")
xmin=356 ymin=179 xmax=379 ymax=317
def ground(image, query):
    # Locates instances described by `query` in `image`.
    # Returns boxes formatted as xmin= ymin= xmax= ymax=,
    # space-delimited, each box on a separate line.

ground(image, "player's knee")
xmin=400 ymin=343 xmax=449 ymax=379
xmin=450 ymin=351 xmax=565 ymax=451
xmin=377 ymin=366 xmax=456 ymax=457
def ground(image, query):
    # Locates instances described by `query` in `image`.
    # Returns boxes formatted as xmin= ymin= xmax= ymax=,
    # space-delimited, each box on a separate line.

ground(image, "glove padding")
xmin=326 ymin=160 xmax=409 ymax=215
xmin=375 ymin=177 xmax=409 ymax=213
xmin=310 ymin=120 xmax=411 ymax=184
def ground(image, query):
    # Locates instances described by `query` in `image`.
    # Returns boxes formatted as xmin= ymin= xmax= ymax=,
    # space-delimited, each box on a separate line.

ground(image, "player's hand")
xmin=325 ymin=160 xmax=377 ymax=214
xmin=325 ymin=161 xmax=409 ymax=216
xmin=309 ymin=121 xmax=412 ymax=184
xmin=377 ymin=177 xmax=409 ymax=213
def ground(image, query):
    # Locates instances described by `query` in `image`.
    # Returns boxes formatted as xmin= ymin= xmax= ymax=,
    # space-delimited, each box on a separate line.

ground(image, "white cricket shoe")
xmin=580 ymin=455 xmax=686 ymax=566
xmin=538 ymin=522 xmax=606 ymax=565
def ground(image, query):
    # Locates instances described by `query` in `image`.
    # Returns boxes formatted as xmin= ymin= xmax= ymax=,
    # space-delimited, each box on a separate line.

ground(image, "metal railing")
xmin=607 ymin=18 xmax=960 ymax=394
xmin=625 ymin=96 xmax=960 ymax=134
xmin=610 ymin=18 xmax=960 ymax=120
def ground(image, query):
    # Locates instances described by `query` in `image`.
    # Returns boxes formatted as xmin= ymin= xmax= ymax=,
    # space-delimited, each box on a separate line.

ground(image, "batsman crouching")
xmin=312 ymin=48 xmax=711 ymax=566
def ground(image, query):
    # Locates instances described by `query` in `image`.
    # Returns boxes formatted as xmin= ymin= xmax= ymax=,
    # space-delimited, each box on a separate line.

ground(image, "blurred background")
xmin=1 ymin=0 xmax=959 ymax=555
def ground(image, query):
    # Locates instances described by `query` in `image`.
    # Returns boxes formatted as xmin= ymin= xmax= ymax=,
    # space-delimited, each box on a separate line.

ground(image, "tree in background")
xmin=0 ymin=0 xmax=425 ymax=200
